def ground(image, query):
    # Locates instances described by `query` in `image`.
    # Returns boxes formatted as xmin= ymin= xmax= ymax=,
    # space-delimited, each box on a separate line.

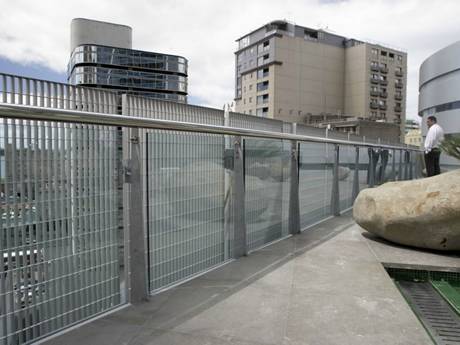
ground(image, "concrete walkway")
xmin=44 ymin=214 xmax=460 ymax=345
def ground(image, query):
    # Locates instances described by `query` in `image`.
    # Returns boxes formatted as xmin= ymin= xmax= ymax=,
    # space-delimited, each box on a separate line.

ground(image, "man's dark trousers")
xmin=425 ymin=148 xmax=441 ymax=177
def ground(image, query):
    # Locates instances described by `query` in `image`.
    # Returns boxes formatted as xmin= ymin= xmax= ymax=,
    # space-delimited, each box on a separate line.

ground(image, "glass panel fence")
xmin=145 ymin=131 xmax=228 ymax=292
xmin=338 ymin=145 xmax=354 ymax=211
xmin=244 ymin=139 xmax=290 ymax=251
xmin=299 ymin=142 xmax=333 ymax=230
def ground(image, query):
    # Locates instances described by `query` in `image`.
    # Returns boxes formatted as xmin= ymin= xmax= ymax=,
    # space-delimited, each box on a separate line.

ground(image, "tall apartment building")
xmin=234 ymin=20 xmax=407 ymax=138
xmin=68 ymin=18 xmax=188 ymax=103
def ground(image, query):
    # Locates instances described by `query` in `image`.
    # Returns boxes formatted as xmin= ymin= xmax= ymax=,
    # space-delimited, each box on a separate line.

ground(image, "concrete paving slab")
xmin=360 ymin=226 xmax=460 ymax=269
xmin=43 ymin=213 xmax=445 ymax=345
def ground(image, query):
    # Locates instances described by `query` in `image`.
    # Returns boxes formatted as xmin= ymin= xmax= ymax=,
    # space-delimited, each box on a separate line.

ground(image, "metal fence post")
xmin=233 ymin=136 xmax=247 ymax=257
xmin=352 ymin=146 xmax=360 ymax=202
xmin=404 ymin=151 xmax=409 ymax=180
xmin=330 ymin=144 xmax=340 ymax=216
xmin=392 ymin=149 xmax=396 ymax=181
xmin=124 ymin=127 xmax=148 ymax=303
xmin=289 ymin=139 xmax=300 ymax=235
xmin=368 ymin=148 xmax=375 ymax=187
xmin=409 ymin=151 xmax=414 ymax=179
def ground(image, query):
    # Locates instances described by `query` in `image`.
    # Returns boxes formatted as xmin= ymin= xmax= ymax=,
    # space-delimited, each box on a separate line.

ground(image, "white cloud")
xmin=1 ymin=0 xmax=459 ymax=120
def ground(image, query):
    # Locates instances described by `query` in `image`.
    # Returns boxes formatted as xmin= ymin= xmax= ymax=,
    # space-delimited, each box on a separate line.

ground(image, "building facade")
xmin=405 ymin=129 xmax=422 ymax=147
xmin=418 ymin=40 xmax=460 ymax=169
xmin=234 ymin=20 xmax=407 ymax=140
xmin=68 ymin=18 xmax=188 ymax=103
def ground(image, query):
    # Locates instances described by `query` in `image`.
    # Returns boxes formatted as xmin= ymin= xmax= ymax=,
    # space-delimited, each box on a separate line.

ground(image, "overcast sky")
xmin=1 ymin=0 xmax=459 ymax=121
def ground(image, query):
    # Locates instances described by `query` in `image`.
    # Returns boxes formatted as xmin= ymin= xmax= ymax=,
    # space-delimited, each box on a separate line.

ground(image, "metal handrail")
xmin=0 ymin=103 xmax=420 ymax=151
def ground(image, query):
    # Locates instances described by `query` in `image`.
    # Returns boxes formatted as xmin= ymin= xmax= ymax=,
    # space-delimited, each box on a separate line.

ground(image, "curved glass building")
xmin=68 ymin=18 xmax=188 ymax=103
xmin=418 ymin=40 xmax=460 ymax=169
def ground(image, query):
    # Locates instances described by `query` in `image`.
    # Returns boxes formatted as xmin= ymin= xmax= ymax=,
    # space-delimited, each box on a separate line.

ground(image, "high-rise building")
xmin=68 ymin=18 xmax=188 ymax=103
xmin=234 ymin=20 xmax=407 ymax=139
xmin=418 ymin=40 xmax=460 ymax=170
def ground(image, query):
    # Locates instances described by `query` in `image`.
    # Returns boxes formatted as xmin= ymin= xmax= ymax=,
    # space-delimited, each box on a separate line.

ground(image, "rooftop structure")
xmin=67 ymin=18 xmax=188 ymax=103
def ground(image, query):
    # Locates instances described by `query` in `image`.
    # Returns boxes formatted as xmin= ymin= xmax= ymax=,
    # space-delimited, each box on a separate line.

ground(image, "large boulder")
xmin=353 ymin=170 xmax=460 ymax=251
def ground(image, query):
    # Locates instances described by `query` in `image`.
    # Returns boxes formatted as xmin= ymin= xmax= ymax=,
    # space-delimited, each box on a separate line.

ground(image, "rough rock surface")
xmin=353 ymin=169 xmax=460 ymax=251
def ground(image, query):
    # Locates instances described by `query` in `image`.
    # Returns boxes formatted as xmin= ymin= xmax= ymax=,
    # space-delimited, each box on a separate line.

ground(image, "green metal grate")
xmin=431 ymin=280 xmax=460 ymax=315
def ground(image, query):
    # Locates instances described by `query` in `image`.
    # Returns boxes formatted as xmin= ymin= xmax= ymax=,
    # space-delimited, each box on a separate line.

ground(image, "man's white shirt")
xmin=424 ymin=123 xmax=444 ymax=153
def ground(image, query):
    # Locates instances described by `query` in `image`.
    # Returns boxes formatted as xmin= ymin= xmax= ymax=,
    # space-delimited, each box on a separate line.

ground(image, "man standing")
xmin=424 ymin=115 xmax=444 ymax=177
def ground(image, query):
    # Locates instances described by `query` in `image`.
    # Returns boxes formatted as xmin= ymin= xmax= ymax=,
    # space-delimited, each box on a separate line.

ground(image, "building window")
xmin=256 ymin=107 xmax=269 ymax=117
xmin=249 ymin=97 xmax=252 ymax=103
xmin=249 ymin=84 xmax=253 ymax=91
xmin=381 ymin=50 xmax=387 ymax=57
xmin=371 ymin=48 xmax=378 ymax=55
xmin=256 ymin=94 xmax=269 ymax=105
xmin=239 ymin=36 xmax=250 ymax=49
xmin=371 ymin=61 xmax=379 ymax=67
xmin=397 ymin=55 xmax=403 ymax=62
xmin=257 ymin=81 xmax=269 ymax=91
xmin=389 ymin=52 xmax=394 ymax=60
xmin=257 ymin=68 xmax=269 ymax=79
xmin=243 ymin=98 xmax=246 ymax=104
xmin=380 ymin=112 xmax=386 ymax=118
xmin=249 ymin=109 xmax=252 ymax=115
xmin=304 ymin=29 xmax=318 ymax=40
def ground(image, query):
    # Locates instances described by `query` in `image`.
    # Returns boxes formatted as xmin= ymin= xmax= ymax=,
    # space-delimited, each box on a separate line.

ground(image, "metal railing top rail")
xmin=0 ymin=103 xmax=421 ymax=151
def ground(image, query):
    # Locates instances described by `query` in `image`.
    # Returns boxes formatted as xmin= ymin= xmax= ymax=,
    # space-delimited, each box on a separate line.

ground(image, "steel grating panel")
xmin=398 ymin=281 xmax=460 ymax=345
xmin=338 ymin=145 xmax=354 ymax=211
xmin=0 ymin=120 xmax=121 ymax=344
xmin=244 ymin=138 xmax=290 ymax=251
xmin=145 ymin=131 xmax=228 ymax=292
xmin=298 ymin=142 xmax=333 ymax=230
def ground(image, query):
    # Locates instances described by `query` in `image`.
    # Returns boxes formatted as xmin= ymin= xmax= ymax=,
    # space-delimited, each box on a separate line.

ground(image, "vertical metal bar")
xmin=404 ymin=151 xmax=409 ymax=180
xmin=330 ymin=144 xmax=340 ymax=216
xmin=368 ymin=148 xmax=375 ymax=187
xmin=232 ymin=136 xmax=246 ymax=257
xmin=1 ymin=74 xmax=6 ymax=103
xmin=409 ymin=151 xmax=414 ymax=179
xmin=288 ymin=139 xmax=300 ymax=235
xmin=392 ymin=149 xmax=396 ymax=181
xmin=398 ymin=150 xmax=403 ymax=181
xmin=126 ymin=127 xmax=148 ymax=302
xmin=352 ymin=146 xmax=360 ymax=202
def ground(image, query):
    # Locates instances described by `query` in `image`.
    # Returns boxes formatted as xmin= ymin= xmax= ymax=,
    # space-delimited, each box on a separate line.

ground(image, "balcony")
xmin=370 ymin=78 xmax=379 ymax=84
xmin=370 ymin=90 xmax=380 ymax=97
xmin=395 ymin=82 xmax=404 ymax=89
xmin=370 ymin=102 xmax=379 ymax=109
xmin=370 ymin=65 xmax=380 ymax=72
xmin=379 ymin=104 xmax=387 ymax=110
xmin=379 ymin=79 xmax=388 ymax=86
xmin=395 ymin=70 xmax=403 ymax=77
xmin=1 ymin=72 xmax=446 ymax=345
xmin=395 ymin=94 xmax=403 ymax=101
xmin=380 ymin=91 xmax=388 ymax=98
xmin=380 ymin=66 xmax=388 ymax=73
xmin=394 ymin=106 xmax=402 ymax=112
